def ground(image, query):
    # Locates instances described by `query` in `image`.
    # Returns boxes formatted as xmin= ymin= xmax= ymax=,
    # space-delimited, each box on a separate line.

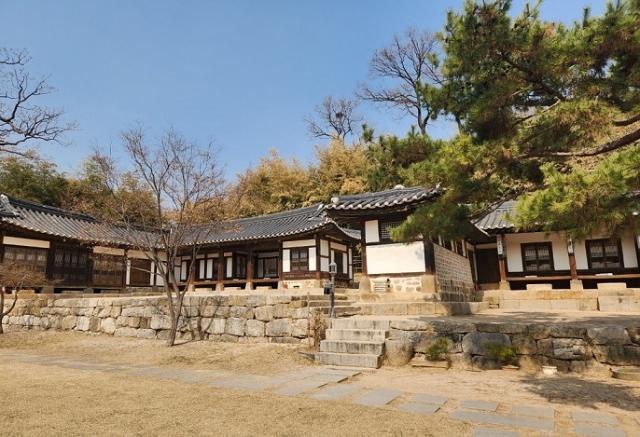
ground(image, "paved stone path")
xmin=2 ymin=351 xmax=639 ymax=437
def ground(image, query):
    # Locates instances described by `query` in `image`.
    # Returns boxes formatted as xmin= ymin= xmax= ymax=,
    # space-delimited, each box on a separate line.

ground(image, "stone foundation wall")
xmin=2 ymin=295 xmax=320 ymax=345
xmin=433 ymin=245 xmax=475 ymax=302
xmin=388 ymin=319 xmax=640 ymax=373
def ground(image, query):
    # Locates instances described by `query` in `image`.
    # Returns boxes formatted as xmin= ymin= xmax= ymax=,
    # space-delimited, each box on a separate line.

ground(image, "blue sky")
xmin=1 ymin=0 xmax=605 ymax=181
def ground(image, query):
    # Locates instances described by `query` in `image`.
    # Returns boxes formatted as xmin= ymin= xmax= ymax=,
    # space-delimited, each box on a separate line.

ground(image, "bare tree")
xmin=0 ymin=48 xmax=75 ymax=156
xmin=97 ymin=125 xmax=225 ymax=346
xmin=303 ymin=95 xmax=363 ymax=141
xmin=0 ymin=263 xmax=48 ymax=334
xmin=358 ymin=27 xmax=442 ymax=134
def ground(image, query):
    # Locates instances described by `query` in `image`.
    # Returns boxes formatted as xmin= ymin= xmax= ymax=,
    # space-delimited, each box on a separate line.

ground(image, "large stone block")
xmin=549 ymin=325 xmax=586 ymax=339
xmin=592 ymin=345 xmax=640 ymax=365
xmin=253 ymin=305 xmax=273 ymax=322
xmin=114 ymin=327 xmax=138 ymax=337
xmin=202 ymin=318 xmax=225 ymax=335
xmin=569 ymin=359 xmax=611 ymax=376
xmin=121 ymin=306 xmax=145 ymax=317
xmin=230 ymin=306 xmax=253 ymax=319
xmin=292 ymin=319 xmax=309 ymax=338
xmin=247 ymin=295 xmax=267 ymax=307
xmin=137 ymin=329 xmax=156 ymax=339
xmin=511 ymin=334 xmax=537 ymax=354
xmin=587 ymin=326 xmax=632 ymax=345
xmin=246 ymin=319 xmax=265 ymax=337
xmin=266 ymin=318 xmax=292 ymax=337
xmin=598 ymin=296 xmax=639 ymax=312
xmin=628 ymin=327 xmax=640 ymax=345
xmin=461 ymin=332 xmax=510 ymax=355
xmin=100 ymin=317 xmax=116 ymax=334
xmin=61 ymin=315 xmax=77 ymax=330
xmin=474 ymin=323 xmax=500 ymax=333
xmin=75 ymin=316 xmax=91 ymax=332
xmin=389 ymin=320 xmax=432 ymax=331
xmin=225 ymin=317 xmax=246 ymax=336
xmin=150 ymin=314 xmax=172 ymax=330
xmin=550 ymin=300 xmax=580 ymax=311
xmin=528 ymin=324 xmax=550 ymax=340
xmin=273 ymin=304 xmax=289 ymax=318
xmin=499 ymin=323 xmax=528 ymax=334
xmin=538 ymin=338 xmax=590 ymax=360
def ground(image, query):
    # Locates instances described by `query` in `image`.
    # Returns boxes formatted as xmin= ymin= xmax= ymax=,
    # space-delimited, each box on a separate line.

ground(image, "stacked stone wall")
xmin=2 ymin=295 xmax=320 ymax=344
xmin=388 ymin=319 xmax=640 ymax=373
xmin=433 ymin=245 xmax=475 ymax=302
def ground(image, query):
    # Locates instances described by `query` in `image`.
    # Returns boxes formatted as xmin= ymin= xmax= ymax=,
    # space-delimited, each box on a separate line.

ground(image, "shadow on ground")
xmin=516 ymin=373 xmax=640 ymax=412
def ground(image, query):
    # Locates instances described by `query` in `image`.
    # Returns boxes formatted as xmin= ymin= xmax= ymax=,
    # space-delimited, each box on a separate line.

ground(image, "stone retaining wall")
xmin=433 ymin=245 xmax=475 ymax=302
xmin=389 ymin=319 xmax=640 ymax=374
xmin=2 ymin=295 xmax=320 ymax=344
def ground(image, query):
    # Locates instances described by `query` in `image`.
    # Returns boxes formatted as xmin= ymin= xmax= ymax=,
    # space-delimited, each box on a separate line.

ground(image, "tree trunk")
xmin=166 ymin=287 xmax=186 ymax=347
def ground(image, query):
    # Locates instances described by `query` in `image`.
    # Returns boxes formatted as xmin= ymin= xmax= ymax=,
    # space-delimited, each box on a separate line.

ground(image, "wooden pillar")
xmin=315 ymin=234 xmax=321 ymax=282
xmin=497 ymin=234 xmax=510 ymax=290
xmin=216 ymin=250 xmax=225 ymax=285
xmin=246 ymin=247 xmax=253 ymax=290
xmin=424 ymin=241 xmax=435 ymax=275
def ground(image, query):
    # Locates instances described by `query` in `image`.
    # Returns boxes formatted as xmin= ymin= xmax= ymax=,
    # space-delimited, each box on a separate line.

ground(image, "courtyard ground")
xmin=1 ymin=329 xmax=639 ymax=436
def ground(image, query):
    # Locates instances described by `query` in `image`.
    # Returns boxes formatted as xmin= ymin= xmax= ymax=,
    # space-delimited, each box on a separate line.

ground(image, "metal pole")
xmin=330 ymin=273 xmax=335 ymax=318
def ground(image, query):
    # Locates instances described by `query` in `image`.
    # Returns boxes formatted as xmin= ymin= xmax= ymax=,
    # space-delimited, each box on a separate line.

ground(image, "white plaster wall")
xmin=320 ymin=240 xmax=329 ymax=256
xmin=365 ymin=220 xmax=379 ymax=243
xmin=283 ymin=239 xmax=315 ymax=248
xmin=504 ymin=232 xmax=570 ymax=272
xmin=573 ymin=232 xmax=638 ymax=269
xmin=3 ymin=236 xmax=50 ymax=248
xmin=282 ymin=249 xmax=290 ymax=272
xmin=309 ymin=247 xmax=317 ymax=271
xmin=366 ymin=242 xmax=425 ymax=274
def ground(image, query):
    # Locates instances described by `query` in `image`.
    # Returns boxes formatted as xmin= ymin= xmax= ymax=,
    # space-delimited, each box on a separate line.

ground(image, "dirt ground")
xmin=1 ymin=330 xmax=639 ymax=436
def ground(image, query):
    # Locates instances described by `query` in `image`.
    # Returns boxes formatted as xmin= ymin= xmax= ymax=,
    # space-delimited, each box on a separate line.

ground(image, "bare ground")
xmin=1 ymin=330 xmax=639 ymax=436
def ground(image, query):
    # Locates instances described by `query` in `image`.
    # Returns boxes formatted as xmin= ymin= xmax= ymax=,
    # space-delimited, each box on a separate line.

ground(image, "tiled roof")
xmin=0 ymin=194 xmax=158 ymax=246
xmin=183 ymin=204 xmax=360 ymax=245
xmin=474 ymin=201 xmax=516 ymax=234
xmin=324 ymin=185 xmax=440 ymax=212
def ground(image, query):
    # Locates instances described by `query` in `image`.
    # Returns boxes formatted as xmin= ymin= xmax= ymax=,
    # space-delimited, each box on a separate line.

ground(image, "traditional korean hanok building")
xmin=0 ymin=193 xmax=359 ymax=293
xmin=324 ymin=185 xmax=479 ymax=302
xmin=0 ymin=194 xmax=157 ymax=293
xmin=474 ymin=201 xmax=640 ymax=291
xmin=177 ymin=204 xmax=359 ymax=291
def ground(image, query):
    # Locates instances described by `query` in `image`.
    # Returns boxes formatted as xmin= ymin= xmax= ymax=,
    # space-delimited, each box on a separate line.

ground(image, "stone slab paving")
xmin=574 ymin=423 xmax=626 ymax=437
xmin=153 ymin=370 xmax=195 ymax=380
xmin=208 ymin=380 xmax=273 ymax=391
xmin=471 ymin=427 xmax=519 ymax=437
xmin=410 ymin=393 xmax=449 ymax=406
xmin=512 ymin=405 xmax=555 ymax=419
xmin=450 ymin=410 xmax=555 ymax=432
xmin=572 ymin=411 xmax=619 ymax=426
xmin=304 ymin=373 xmax=349 ymax=383
xmin=352 ymin=389 xmax=403 ymax=407
xmin=273 ymin=380 xmax=328 ymax=396
xmin=310 ymin=384 xmax=362 ymax=401
xmin=460 ymin=400 xmax=500 ymax=412
xmin=397 ymin=403 xmax=440 ymax=415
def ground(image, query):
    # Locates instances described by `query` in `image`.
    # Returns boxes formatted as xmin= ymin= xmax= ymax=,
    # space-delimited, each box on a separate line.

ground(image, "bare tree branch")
xmin=0 ymin=48 xmax=75 ymax=154
xmin=303 ymin=95 xmax=363 ymax=141
xmin=358 ymin=27 xmax=442 ymax=134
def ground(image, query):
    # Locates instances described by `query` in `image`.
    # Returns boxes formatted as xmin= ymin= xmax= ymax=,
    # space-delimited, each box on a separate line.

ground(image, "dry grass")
xmin=1 ymin=330 xmax=639 ymax=436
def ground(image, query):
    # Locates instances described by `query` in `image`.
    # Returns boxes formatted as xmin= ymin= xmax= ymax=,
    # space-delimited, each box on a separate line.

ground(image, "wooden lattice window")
xmin=290 ymin=248 xmax=309 ymax=271
xmin=587 ymin=239 xmax=622 ymax=269
xmin=521 ymin=243 xmax=553 ymax=272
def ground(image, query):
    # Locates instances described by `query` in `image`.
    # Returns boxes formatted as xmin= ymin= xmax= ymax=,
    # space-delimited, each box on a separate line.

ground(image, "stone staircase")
xmin=315 ymin=318 xmax=390 ymax=369
xmin=306 ymin=294 xmax=361 ymax=317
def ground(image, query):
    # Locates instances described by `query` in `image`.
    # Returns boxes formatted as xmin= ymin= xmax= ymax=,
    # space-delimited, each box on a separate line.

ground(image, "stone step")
xmin=320 ymin=340 xmax=385 ymax=355
xmin=598 ymin=296 xmax=640 ymax=312
xmin=330 ymin=318 xmax=390 ymax=330
xmin=325 ymin=328 xmax=388 ymax=342
xmin=315 ymin=351 xmax=383 ymax=369
xmin=311 ymin=306 xmax=361 ymax=316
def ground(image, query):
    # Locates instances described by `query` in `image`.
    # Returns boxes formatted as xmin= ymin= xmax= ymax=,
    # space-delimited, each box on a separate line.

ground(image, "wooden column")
xmin=246 ymin=247 xmax=254 ymax=290
xmin=315 ymin=234 xmax=321 ymax=281
xmin=217 ymin=251 xmax=224 ymax=284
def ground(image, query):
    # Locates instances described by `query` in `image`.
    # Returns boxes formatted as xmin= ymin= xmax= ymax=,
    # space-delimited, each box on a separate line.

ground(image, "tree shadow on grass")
xmin=516 ymin=373 xmax=640 ymax=412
